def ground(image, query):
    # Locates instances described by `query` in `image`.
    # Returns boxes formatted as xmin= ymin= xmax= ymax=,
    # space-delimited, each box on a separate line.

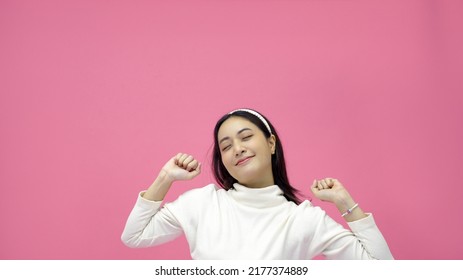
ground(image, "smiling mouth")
xmin=236 ymin=156 xmax=254 ymax=166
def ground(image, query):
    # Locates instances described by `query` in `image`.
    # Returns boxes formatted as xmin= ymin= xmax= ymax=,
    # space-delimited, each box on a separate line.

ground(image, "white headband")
xmin=229 ymin=108 xmax=272 ymax=134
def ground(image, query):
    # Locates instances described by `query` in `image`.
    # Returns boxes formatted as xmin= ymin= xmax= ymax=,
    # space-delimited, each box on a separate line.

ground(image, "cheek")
xmin=221 ymin=152 xmax=233 ymax=168
xmin=259 ymin=148 xmax=274 ymax=165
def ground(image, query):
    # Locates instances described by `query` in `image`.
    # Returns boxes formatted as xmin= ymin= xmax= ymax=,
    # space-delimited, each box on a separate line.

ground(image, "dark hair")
xmin=212 ymin=109 xmax=302 ymax=205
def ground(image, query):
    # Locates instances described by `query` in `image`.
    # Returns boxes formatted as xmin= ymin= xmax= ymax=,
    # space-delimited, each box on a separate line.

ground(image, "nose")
xmin=234 ymin=143 xmax=246 ymax=157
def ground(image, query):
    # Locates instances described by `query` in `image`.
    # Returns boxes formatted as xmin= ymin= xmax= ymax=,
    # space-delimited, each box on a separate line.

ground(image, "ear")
xmin=268 ymin=134 xmax=276 ymax=154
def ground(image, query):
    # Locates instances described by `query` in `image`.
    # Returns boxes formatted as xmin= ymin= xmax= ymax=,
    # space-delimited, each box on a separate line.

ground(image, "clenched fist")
xmin=310 ymin=178 xmax=351 ymax=204
xmin=161 ymin=153 xmax=202 ymax=182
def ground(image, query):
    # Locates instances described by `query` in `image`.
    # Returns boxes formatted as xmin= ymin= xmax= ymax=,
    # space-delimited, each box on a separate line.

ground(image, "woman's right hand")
xmin=160 ymin=153 xmax=202 ymax=182
xmin=142 ymin=153 xmax=201 ymax=201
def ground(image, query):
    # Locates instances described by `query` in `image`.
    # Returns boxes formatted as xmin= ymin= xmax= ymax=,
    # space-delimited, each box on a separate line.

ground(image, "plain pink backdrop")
xmin=1 ymin=0 xmax=462 ymax=259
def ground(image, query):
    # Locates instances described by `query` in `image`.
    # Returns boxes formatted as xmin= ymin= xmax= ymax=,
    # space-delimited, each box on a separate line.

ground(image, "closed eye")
xmin=222 ymin=145 xmax=231 ymax=152
xmin=242 ymin=135 xmax=253 ymax=140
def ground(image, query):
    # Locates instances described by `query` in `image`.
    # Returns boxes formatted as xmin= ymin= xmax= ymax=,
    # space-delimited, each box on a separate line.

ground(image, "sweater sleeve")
xmin=120 ymin=192 xmax=183 ymax=248
xmin=307 ymin=207 xmax=394 ymax=260
xmin=345 ymin=214 xmax=394 ymax=259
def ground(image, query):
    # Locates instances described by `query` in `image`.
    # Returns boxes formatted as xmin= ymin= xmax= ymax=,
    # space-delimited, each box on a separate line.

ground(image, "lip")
xmin=235 ymin=156 xmax=254 ymax=166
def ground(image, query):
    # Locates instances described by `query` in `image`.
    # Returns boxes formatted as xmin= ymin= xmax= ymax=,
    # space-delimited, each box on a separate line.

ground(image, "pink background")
xmin=1 ymin=0 xmax=462 ymax=260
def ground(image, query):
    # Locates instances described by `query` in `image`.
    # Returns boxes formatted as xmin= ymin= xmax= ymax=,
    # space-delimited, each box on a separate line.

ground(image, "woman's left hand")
xmin=310 ymin=178 xmax=351 ymax=205
xmin=310 ymin=178 xmax=368 ymax=221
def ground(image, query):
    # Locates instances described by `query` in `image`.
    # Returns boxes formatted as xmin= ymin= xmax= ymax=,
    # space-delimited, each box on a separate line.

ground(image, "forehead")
xmin=217 ymin=116 xmax=259 ymax=137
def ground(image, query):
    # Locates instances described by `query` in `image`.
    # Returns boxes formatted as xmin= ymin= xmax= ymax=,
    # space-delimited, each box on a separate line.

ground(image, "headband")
xmin=229 ymin=108 xmax=272 ymax=134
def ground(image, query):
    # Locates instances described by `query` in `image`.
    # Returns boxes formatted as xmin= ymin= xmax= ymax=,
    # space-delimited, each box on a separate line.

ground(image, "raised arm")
xmin=121 ymin=153 xmax=201 ymax=248
xmin=143 ymin=153 xmax=201 ymax=201
xmin=311 ymin=178 xmax=367 ymax=223
xmin=310 ymin=178 xmax=394 ymax=259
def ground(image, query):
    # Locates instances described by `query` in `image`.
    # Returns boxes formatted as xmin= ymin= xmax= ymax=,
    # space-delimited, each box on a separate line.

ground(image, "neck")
xmin=239 ymin=176 xmax=274 ymax=189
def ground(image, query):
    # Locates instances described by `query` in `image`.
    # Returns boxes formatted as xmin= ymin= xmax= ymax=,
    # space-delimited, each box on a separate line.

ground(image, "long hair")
xmin=212 ymin=109 xmax=302 ymax=205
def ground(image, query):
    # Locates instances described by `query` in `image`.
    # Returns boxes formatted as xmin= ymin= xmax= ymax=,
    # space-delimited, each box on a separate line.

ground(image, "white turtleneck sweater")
xmin=121 ymin=183 xmax=394 ymax=259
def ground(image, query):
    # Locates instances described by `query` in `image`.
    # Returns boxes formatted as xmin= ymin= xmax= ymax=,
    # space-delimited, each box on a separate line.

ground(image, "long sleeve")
xmin=306 ymin=207 xmax=394 ymax=259
xmin=121 ymin=192 xmax=183 ymax=248
xmin=121 ymin=185 xmax=394 ymax=259
xmin=344 ymin=214 xmax=394 ymax=259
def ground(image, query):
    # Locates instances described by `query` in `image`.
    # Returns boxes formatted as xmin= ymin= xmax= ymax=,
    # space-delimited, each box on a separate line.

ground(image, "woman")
xmin=121 ymin=108 xmax=394 ymax=259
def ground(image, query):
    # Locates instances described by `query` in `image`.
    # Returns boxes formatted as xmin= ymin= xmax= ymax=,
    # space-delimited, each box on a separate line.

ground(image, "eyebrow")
xmin=219 ymin=128 xmax=252 ymax=144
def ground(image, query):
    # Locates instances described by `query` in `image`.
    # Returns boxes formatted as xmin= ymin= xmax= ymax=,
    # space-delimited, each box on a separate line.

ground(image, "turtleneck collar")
xmin=227 ymin=183 xmax=288 ymax=208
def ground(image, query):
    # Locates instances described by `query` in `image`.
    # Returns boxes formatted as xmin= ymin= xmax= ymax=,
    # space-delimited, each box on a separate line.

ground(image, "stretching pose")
xmin=121 ymin=108 xmax=393 ymax=259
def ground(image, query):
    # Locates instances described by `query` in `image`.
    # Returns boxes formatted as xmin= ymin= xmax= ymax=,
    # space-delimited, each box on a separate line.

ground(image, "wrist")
xmin=143 ymin=170 xmax=175 ymax=201
xmin=333 ymin=190 xmax=354 ymax=208
xmin=158 ymin=169 xmax=175 ymax=185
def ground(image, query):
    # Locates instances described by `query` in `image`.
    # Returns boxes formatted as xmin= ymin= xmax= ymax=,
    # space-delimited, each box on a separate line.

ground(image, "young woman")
xmin=121 ymin=109 xmax=394 ymax=259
